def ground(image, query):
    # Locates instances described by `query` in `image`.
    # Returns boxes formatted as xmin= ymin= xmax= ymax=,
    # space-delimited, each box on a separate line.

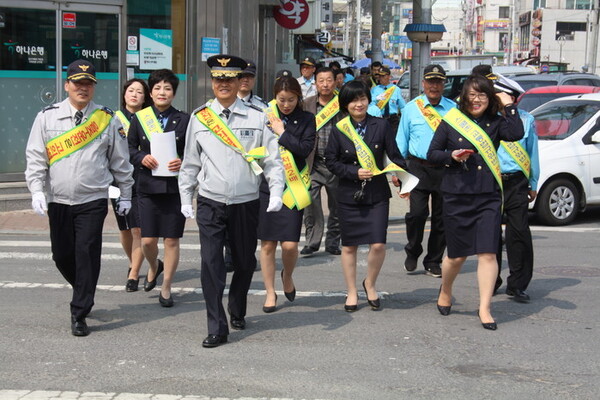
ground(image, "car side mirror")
xmin=584 ymin=118 xmax=600 ymax=144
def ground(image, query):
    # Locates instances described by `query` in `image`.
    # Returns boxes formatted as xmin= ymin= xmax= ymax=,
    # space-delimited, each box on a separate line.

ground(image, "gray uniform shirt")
xmin=25 ymin=98 xmax=134 ymax=205
xmin=179 ymin=98 xmax=284 ymax=205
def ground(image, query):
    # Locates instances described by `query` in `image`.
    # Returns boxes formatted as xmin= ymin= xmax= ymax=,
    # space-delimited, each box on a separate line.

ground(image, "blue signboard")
xmin=201 ymin=37 xmax=221 ymax=61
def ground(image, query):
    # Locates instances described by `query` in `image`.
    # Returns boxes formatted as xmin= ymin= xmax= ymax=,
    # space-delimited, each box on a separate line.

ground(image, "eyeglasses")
xmin=467 ymin=92 xmax=488 ymax=101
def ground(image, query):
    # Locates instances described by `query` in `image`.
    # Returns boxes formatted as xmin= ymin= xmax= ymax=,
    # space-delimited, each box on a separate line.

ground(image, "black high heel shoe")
xmin=437 ymin=285 xmax=452 ymax=316
xmin=262 ymin=293 xmax=278 ymax=313
xmin=362 ymin=279 xmax=380 ymax=310
xmin=281 ymin=270 xmax=296 ymax=302
xmin=143 ymin=259 xmax=164 ymax=292
xmin=159 ymin=291 xmax=174 ymax=307
xmin=477 ymin=310 xmax=497 ymax=331
xmin=344 ymin=294 xmax=358 ymax=312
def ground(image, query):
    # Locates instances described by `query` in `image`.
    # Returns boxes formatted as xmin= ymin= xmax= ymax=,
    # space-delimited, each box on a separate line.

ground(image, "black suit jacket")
xmin=427 ymin=105 xmax=524 ymax=194
xmin=128 ymin=106 xmax=190 ymax=194
xmin=261 ymin=106 xmax=316 ymax=193
xmin=325 ymin=115 xmax=407 ymax=205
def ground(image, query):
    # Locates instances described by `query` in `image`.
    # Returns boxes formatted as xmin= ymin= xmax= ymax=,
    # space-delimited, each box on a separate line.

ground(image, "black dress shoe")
xmin=326 ymin=246 xmax=341 ymax=255
xmin=71 ymin=317 xmax=89 ymax=337
xmin=262 ymin=294 xmax=278 ymax=313
xmin=477 ymin=310 xmax=497 ymax=331
xmin=230 ymin=316 xmax=246 ymax=330
xmin=125 ymin=278 xmax=139 ymax=292
xmin=281 ymin=270 xmax=296 ymax=302
xmin=506 ymin=288 xmax=530 ymax=303
xmin=404 ymin=256 xmax=418 ymax=272
xmin=202 ymin=334 xmax=228 ymax=348
xmin=159 ymin=292 xmax=174 ymax=307
xmin=344 ymin=295 xmax=358 ymax=312
xmin=300 ymin=246 xmax=318 ymax=256
xmin=362 ymin=279 xmax=381 ymax=310
xmin=436 ymin=285 xmax=452 ymax=316
xmin=143 ymin=259 xmax=164 ymax=292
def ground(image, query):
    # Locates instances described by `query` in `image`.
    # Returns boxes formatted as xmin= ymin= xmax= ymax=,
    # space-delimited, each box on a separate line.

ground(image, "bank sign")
xmin=140 ymin=28 xmax=172 ymax=70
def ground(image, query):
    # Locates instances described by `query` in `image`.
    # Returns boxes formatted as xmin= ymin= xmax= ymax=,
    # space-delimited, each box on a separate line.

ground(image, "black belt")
xmin=501 ymin=171 xmax=525 ymax=181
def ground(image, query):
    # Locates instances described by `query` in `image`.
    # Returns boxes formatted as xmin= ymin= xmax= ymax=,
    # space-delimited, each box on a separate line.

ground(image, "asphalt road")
xmin=1 ymin=209 xmax=599 ymax=399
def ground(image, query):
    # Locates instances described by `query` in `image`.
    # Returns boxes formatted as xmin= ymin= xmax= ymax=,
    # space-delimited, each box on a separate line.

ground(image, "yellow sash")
xmin=336 ymin=116 xmax=407 ymax=176
xmin=500 ymin=141 xmax=531 ymax=179
xmin=46 ymin=109 xmax=112 ymax=166
xmin=195 ymin=106 xmax=268 ymax=176
xmin=415 ymin=97 xmax=443 ymax=133
xmin=315 ymin=96 xmax=340 ymax=131
xmin=442 ymin=108 xmax=503 ymax=191
xmin=115 ymin=110 xmax=130 ymax=135
xmin=264 ymin=103 xmax=312 ymax=210
xmin=136 ymin=106 xmax=163 ymax=141
xmin=376 ymin=85 xmax=397 ymax=110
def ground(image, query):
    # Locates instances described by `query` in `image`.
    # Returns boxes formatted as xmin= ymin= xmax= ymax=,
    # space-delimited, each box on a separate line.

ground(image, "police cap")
xmin=66 ymin=59 xmax=97 ymax=83
xmin=206 ymin=54 xmax=247 ymax=79
xmin=242 ymin=60 xmax=257 ymax=77
xmin=423 ymin=64 xmax=446 ymax=80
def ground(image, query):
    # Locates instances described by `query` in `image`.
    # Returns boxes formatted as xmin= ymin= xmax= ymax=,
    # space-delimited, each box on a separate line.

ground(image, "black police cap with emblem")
xmin=206 ymin=54 xmax=247 ymax=79
xmin=67 ymin=59 xmax=97 ymax=83
xmin=423 ymin=64 xmax=446 ymax=80
xmin=471 ymin=64 xmax=498 ymax=81
xmin=275 ymin=69 xmax=293 ymax=80
xmin=242 ymin=60 xmax=257 ymax=77
xmin=300 ymin=57 xmax=316 ymax=67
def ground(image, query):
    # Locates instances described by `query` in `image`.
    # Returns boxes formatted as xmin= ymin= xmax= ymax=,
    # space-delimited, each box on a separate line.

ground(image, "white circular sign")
xmin=316 ymin=31 xmax=331 ymax=45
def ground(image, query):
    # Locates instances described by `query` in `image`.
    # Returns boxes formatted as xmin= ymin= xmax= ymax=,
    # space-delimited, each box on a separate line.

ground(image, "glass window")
xmin=533 ymin=101 xmax=600 ymax=140
xmin=499 ymin=7 xmax=510 ymax=19
xmin=126 ymin=0 xmax=186 ymax=73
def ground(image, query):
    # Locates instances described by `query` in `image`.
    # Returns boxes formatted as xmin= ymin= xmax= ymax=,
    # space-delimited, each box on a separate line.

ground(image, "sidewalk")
xmin=0 ymin=183 xmax=410 ymax=234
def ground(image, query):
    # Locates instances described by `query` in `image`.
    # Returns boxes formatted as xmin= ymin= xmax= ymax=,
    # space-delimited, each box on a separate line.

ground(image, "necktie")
xmin=74 ymin=110 xmax=83 ymax=126
xmin=384 ymin=102 xmax=390 ymax=118
xmin=357 ymin=123 xmax=366 ymax=138
xmin=158 ymin=114 xmax=167 ymax=130
xmin=221 ymin=108 xmax=231 ymax=121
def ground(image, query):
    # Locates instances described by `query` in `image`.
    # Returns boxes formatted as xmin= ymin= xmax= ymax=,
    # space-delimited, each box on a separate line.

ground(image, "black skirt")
xmin=110 ymin=194 xmax=140 ymax=231
xmin=338 ymin=199 xmax=389 ymax=246
xmin=257 ymin=190 xmax=303 ymax=242
xmin=138 ymin=192 xmax=185 ymax=238
xmin=443 ymin=191 xmax=502 ymax=258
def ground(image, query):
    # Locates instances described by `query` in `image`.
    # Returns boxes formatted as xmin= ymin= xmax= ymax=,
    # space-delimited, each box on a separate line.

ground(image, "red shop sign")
xmin=273 ymin=0 xmax=310 ymax=30
xmin=63 ymin=12 xmax=76 ymax=29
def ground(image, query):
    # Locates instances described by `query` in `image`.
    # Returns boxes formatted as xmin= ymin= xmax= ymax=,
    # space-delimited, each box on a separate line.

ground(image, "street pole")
xmin=371 ymin=0 xmax=383 ymax=63
xmin=356 ymin=0 xmax=362 ymax=60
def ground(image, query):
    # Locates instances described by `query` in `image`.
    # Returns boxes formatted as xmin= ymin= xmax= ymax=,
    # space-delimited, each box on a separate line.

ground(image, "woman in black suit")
xmin=128 ymin=69 xmax=190 ymax=307
xmin=258 ymin=76 xmax=316 ymax=313
xmin=325 ymin=80 xmax=408 ymax=311
xmin=427 ymin=75 xmax=524 ymax=330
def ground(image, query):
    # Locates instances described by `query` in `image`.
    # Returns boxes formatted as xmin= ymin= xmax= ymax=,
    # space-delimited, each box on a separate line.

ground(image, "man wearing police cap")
xmin=179 ymin=54 xmax=284 ymax=348
xmin=297 ymin=57 xmax=317 ymax=98
xmin=25 ymin=59 xmax=133 ymax=336
xmin=395 ymin=64 xmax=456 ymax=277
xmin=493 ymin=74 xmax=539 ymax=302
xmin=238 ymin=59 xmax=267 ymax=108
xmin=370 ymin=65 xmax=406 ymax=133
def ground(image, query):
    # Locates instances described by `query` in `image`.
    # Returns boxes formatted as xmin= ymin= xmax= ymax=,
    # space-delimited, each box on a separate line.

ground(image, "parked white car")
xmin=530 ymin=93 xmax=600 ymax=225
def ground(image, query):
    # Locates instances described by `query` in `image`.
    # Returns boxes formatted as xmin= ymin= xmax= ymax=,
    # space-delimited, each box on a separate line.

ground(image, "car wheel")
xmin=536 ymin=178 xmax=580 ymax=226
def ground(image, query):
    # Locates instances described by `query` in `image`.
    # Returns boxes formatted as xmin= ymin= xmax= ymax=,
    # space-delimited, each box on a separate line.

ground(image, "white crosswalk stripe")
xmin=0 ymin=390 xmax=321 ymax=400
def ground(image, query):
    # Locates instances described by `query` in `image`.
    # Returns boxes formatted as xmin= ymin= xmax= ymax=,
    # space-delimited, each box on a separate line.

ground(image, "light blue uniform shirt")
xmin=370 ymin=84 xmax=406 ymax=115
xmin=396 ymin=94 xmax=456 ymax=159
xmin=498 ymin=109 xmax=540 ymax=191
xmin=367 ymin=104 xmax=382 ymax=117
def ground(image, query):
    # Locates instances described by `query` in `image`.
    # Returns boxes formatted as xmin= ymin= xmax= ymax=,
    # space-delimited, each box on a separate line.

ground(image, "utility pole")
xmin=356 ymin=0 xmax=362 ymax=60
xmin=371 ymin=0 xmax=383 ymax=63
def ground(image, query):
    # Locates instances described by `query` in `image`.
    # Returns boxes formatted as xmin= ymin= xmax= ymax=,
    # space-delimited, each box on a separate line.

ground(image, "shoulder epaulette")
xmin=247 ymin=103 xmax=264 ymax=112
xmin=101 ymin=106 xmax=114 ymax=116
xmin=42 ymin=105 xmax=58 ymax=113
xmin=194 ymin=104 xmax=208 ymax=115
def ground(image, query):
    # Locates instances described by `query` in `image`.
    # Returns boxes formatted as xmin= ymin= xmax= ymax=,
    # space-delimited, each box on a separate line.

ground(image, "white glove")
xmin=31 ymin=192 xmax=47 ymax=216
xmin=181 ymin=204 xmax=195 ymax=219
xmin=116 ymin=199 xmax=132 ymax=216
xmin=266 ymin=196 xmax=283 ymax=213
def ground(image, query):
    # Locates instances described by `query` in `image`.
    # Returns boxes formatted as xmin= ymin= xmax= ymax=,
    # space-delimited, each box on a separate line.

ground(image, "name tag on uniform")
xmin=238 ymin=129 xmax=255 ymax=140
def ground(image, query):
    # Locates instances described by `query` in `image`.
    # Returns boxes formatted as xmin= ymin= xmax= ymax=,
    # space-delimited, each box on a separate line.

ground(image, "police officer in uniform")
xmin=179 ymin=54 xmax=284 ymax=348
xmin=297 ymin=57 xmax=317 ymax=99
xmin=370 ymin=66 xmax=405 ymax=133
xmin=25 ymin=60 xmax=134 ymax=336
xmin=238 ymin=59 xmax=268 ymax=108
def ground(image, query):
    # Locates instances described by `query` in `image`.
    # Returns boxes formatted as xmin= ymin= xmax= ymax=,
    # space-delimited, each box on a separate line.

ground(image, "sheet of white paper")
xmin=150 ymin=130 xmax=179 ymax=177
xmin=384 ymin=155 xmax=420 ymax=194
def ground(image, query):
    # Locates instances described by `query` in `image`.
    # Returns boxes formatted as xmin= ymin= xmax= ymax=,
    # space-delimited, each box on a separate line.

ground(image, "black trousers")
xmin=404 ymin=159 xmax=445 ymax=267
xmin=196 ymin=196 xmax=259 ymax=336
xmin=497 ymin=172 xmax=534 ymax=290
xmin=48 ymin=199 xmax=108 ymax=320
